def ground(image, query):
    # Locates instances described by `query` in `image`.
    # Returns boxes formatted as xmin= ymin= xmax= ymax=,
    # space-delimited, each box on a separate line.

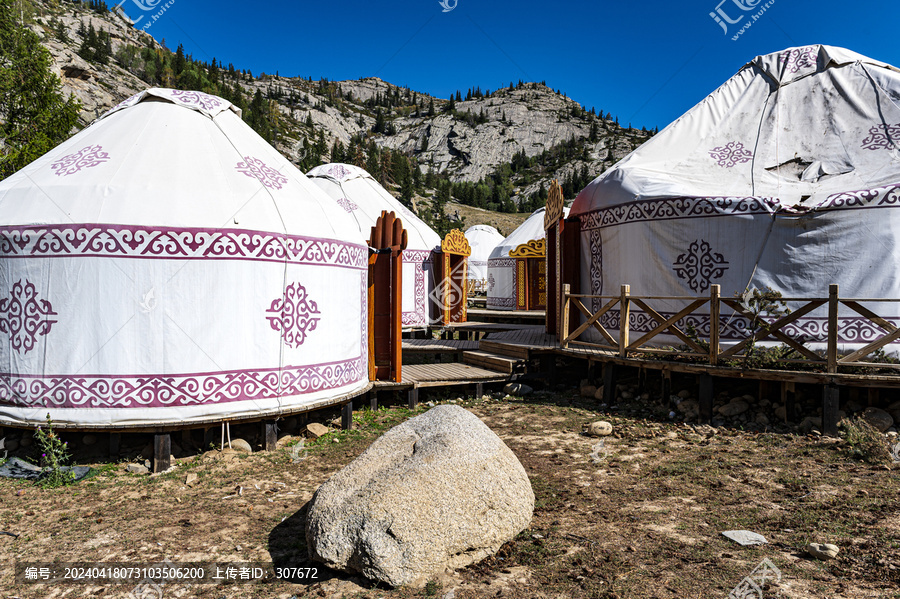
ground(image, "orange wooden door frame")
xmin=368 ymin=211 xmax=407 ymax=382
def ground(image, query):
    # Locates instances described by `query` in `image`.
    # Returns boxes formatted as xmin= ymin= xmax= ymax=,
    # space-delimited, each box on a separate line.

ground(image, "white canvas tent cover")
xmin=464 ymin=224 xmax=504 ymax=288
xmin=0 ymin=88 xmax=369 ymax=428
xmin=307 ymin=163 xmax=441 ymax=328
xmin=487 ymin=207 xmax=568 ymax=310
xmin=570 ymin=45 xmax=900 ymax=349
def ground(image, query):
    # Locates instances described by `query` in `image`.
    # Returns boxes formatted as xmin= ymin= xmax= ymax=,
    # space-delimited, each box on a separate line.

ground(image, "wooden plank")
xmin=567 ymin=297 xmax=618 ymax=345
xmin=408 ymin=388 xmax=419 ymax=409
xmin=462 ymin=351 xmax=518 ymax=374
xmin=823 ymin=385 xmax=840 ymax=437
xmin=153 ymin=433 xmax=171 ymax=473
xmin=709 ymin=285 xmax=720 ymax=365
xmin=628 ymin=298 xmax=707 ymax=352
xmin=841 ymin=301 xmax=899 ymax=335
xmin=262 ymin=421 xmax=277 ymax=451
xmin=341 ymin=403 xmax=353 ymax=430
xmin=718 ymin=300 xmax=826 ymax=360
xmin=478 ymin=340 xmax=531 ymax=359
xmin=619 ymin=285 xmax=630 ymax=358
xmin=839 ymin=324 xmax=900 ymax=364
xmin=109 ymin=432 xmax=121 ymax=458
xmin=699 ymin=375 xmax=713 ymax=423
xmin=561 ymin=284 xmax=571 ymax=344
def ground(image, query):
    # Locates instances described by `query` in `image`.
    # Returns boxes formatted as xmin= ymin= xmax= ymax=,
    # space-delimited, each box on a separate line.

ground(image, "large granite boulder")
xmin=306 ymin=405 xmax=534 ymax=587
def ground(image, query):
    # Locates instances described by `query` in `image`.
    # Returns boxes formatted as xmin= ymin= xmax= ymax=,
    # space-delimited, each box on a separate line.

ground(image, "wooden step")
xmin=479 ymin=340 xmax=530 ymax=360
xmin=462 ymin=351 xmax=520 ymax=374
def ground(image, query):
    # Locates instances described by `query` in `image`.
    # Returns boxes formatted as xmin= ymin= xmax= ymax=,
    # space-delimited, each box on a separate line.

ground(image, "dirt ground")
xmin=1 ymin=388 xmax=898 ymax=599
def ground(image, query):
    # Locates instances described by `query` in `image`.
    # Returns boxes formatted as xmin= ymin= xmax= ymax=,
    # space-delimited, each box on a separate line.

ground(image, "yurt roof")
xmin=0 ymin=88 xmax=363 ymax=245
xmin=306 ymin=163 xmax=441 ymax=251
xmin=571 ymin=45 xmax=900 ymax=216
xmin=488 ymin=207 xmax=569 ymax=260
xmin=465 ymin=224 xmax=504 ymax=261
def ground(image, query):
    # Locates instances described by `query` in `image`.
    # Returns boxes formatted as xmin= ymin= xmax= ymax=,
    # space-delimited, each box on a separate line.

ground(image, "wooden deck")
xmin=402 ymin=338 xmax=479 ymax=354
xmin=369 ymin=362 xmax=509 ymax=408
xmin=467 ymin=307 xmax=546 ymax=323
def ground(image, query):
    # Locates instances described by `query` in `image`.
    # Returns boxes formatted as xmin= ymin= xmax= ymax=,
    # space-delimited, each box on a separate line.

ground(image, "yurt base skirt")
xmin=0 ymin=377 xmax=371 ymax=429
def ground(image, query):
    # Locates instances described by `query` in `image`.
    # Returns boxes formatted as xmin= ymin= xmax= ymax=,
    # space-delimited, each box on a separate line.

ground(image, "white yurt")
xmin=307 ymin=163 xmax=441 ymax=329
xmin=487 ymin=207 xmax=568 ymax=310
xmin=0 ymin=89 xmax=369 ymax=429
xmin=570 ymin=45 xmax=900 ymax=350
xmin=464 ymin=224 xmax=504 ymax=294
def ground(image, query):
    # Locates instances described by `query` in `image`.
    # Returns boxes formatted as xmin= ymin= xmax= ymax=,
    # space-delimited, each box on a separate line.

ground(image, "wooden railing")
xmin=560 ymin=283 xmax=900 ymax=373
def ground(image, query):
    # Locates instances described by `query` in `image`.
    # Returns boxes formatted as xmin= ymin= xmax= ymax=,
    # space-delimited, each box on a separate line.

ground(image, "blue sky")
xmin=127 ymin=0 xmax=899 ymax=131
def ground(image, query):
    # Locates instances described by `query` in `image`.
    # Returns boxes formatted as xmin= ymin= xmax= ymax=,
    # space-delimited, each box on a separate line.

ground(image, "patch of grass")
xmin=842 ymin=418 xmax=891 ymax=464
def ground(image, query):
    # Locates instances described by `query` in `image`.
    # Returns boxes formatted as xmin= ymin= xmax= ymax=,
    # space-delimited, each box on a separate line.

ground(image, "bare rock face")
xmin=306 ymin=405 xmax=534 ymax=587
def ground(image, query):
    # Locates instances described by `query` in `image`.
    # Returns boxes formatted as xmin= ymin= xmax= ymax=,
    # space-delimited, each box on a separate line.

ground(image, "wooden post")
xmin=180 ymin=429 xmax=192 ymax=452
xmin=561 ymin=284 xmax=571 ymax=346
xmin=262 ymin=421 xmax=277 ymax=451
xmin=153 ymin=433 xmax=171 ymax=473
xmin=408 ymin=387 xmax=419 ymax=409
xmin=541 ymin=354 xmax=556 ymax=385
xmin=868 ymin=387 xmax=879 ymax=407
xmin=827 ymin=284 xmax=839 ymax=374
xmin=602 ymin=362 xmax=616 ymax=405
xmin=619 ymin=285 xmax=630 ymax=358
xmin=823 ymin=385 xmax=840 ymax=437
xmin=369 ymin=390 xmax=378 ymax=411
xmin=475 ymin=382 xmax=484 ymax=399
xmin=709 ymin=284 xmax=720 ymax=365
xmin=109 ymin=432 xmax=121 ymax=458
xmin=699 ymin=375 xmax=714 ymax=423
xmin=341 ymin=403 xmax=353 ymax=430
xmin=781 ymin=382 xmax=796 ymax=423
xmin=660 ymin=370 xmax=671 ymax=405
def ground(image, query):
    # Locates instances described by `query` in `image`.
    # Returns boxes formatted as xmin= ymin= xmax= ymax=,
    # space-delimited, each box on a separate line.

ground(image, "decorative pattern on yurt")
xmin=569 ymin=45 xmax=900 ymax=350
xmin=487 ymin=207 xmax=568 ymax=310
xmin=464 ymin=225 xmax=504 ymax=294
xmin=0 ymin=89 xmax=370 ymax=428
xmin=307 ymin=163 xmax=441 ymax=329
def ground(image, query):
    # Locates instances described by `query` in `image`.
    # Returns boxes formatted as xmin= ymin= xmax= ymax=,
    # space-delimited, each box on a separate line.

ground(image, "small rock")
xmin=742 ymin=394 xmax=755 ymax=403
xmin=774 ymin=406 xmax=787 ymax=421
xmin=230 ymin=439 xmax=252 ymax=453
xmin=81 ymin=434 xmax=97 ymax=446
xmin=719 ymin=400 xmax=749 ymax=417
xmin=19 ymin=437 xmax=32 ymax=448
xmin=185 ymin=473 xmax=198 ymax=486
xmin=580 ymin=385 xmax=597 ymax=398
xmin=620 ymin=391 xmax=634 ymax=400
xmin=140 ymin=443 xmax=153 ymax=459
xmin=677 ymin=390 xmax=692 ymax=399
xmin=846 ymin=399 xmax=865 ymax=413
xmin=503 ymin=383 xmax=532 ymax=396
xmin=5 ymin=439 xmax=19 ymax=452
xmin=583 ymin=421 xmax=613 ymax=437
xmin=755 ymin=413 xmax=770 ymax=426
xmin=127 ymin=463 xmax=149 ymax=475
xmin=799 ymin=416 xmax=822 ymax=434
xmin=593 ymin=386 xmax=604 ymax=400
xmin=677 ymin=400 xmax=699 ymax=418
xmin=306 ymin=423 xmax=330 ymax=439
xmin=861 ymin=407 xmax=894 ymax=433
xmin=807 ymin=542 xmax=839 ymax=560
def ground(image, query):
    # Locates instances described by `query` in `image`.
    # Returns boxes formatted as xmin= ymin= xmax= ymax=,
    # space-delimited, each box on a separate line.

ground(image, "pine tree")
xmin=0 ymin=2 xmax=81 ymax=179
xmin=427 ymin=97 xmax=435 ymax=117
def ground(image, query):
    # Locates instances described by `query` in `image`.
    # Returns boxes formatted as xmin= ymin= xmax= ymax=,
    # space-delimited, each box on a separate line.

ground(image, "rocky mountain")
xmin=23 ymin=0 xmax=653 ymax=213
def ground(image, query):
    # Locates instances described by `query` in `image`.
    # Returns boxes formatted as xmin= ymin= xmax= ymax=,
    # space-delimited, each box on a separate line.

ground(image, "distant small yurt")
xmin=307 ymin=164 xmax=441 ymax=329
xmin=487 ymin=207 xmax=568 ymax=311
xmin=464 ymin=224 xmax=504 ymax=294
xmin=570 ymin=45 xmax=900 ymax=350
xmin=0 ymin=89 xmax=369 ymax=429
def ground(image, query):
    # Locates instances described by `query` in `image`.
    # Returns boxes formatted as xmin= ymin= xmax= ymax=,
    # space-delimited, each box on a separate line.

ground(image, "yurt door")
xmin=529 ymin=258 xmax=547 ymax=310
xmin=439 ymin=229 xmax=472 ymax=325
xmin=368 ymin=211 xmax=407 ymax=382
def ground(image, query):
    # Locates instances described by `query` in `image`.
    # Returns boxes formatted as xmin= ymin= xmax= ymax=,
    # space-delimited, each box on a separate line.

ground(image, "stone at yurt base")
xmin=305 ymin=405 xmax=534 ymax=587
